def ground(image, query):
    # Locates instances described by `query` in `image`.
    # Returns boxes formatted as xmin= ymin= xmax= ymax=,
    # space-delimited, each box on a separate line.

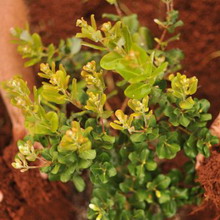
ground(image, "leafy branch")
xmin=2 ymin=0 xmax=218 ymax=219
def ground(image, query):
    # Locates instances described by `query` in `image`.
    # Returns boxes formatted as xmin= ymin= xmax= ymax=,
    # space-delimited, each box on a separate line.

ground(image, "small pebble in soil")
xmin=0 ymin=190 xmax=4 ymax=202
xmin=40 ymin=171 xmax=48 ymax=180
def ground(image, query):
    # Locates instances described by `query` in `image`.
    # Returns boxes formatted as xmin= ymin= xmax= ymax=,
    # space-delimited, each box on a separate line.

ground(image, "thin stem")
xmin=170 ymin=0 xmax=174 ymax=11
xmin=37 ymin=156 xmax=46 ymax=162
xmin=167 ymin=121 xmax=192 ymax=135
xmin=156 ymin=112 xmax=165 ymax=121
xmin=166 ymin=1 xmax=170 ymax=11
xmin=156 ymin=29 xmax=167 ymax=50
xmin=100 ymin=117 xmax=106 ymax=133
xmin=142 ymin=113 xmax=148 ymax=128
xmin=177 ymin=125 xmax=192 ymax=135
xmin=65 ymin=90 xmax=83 ymax=109
xmin=41 ymin=100 xmax=60 ymax=112
xmin=28 ymin=161 xmax=52 ymax=170
xmin=120 ymin=3 xmax=132 ymax=15
xmin=133 ymin=129 xmax=146 ymax=133
xmin=105 ymin=71 xmax=115 ymax=92
xmin=114 ymin=1 xmax=123 ymax=17
xmin=156 ymin=0 xmax=175 ymax=50
xmin=105 ymin=101 xmax=116 ymax=120
xmin=121 ymin=97 xmax=129 ymax=112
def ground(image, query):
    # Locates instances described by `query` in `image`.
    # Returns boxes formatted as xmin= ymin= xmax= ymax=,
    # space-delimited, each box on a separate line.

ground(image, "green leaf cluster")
xmin=2 ymin=1 xmax=218 ymax=219
xmin=154 ymin=10 xmax=183 ymax=34
xmin=11 ymin=26 xmax=100 ymax=73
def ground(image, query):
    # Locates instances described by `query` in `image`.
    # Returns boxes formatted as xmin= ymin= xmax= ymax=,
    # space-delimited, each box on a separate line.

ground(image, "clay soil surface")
xmin=0 ymin=0 xmax=219 ymax=219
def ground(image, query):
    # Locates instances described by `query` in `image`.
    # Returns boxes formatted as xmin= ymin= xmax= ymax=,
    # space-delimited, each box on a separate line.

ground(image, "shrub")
xmin=2 ymin=0 xmax=218 ymax=219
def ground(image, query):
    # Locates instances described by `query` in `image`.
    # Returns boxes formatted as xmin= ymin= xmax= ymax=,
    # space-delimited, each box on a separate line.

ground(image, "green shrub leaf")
xmin=124 ymin=82 xmax=151 ymax=99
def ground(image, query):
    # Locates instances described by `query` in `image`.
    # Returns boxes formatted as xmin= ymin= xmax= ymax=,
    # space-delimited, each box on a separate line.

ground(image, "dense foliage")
xmin=2 ymin=0 xmax=218 ymax=219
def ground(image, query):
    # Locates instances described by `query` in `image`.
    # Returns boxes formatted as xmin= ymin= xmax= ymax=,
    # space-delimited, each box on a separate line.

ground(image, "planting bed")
xmin=0 ymin=0 xmax=219 ymax=219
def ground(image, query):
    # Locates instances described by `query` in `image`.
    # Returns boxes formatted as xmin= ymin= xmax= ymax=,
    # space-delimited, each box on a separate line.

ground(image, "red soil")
xmin=196 ymin=149 xmax=220 ymax=219
xmin=0 ymin=0 xmax=219 ymax=219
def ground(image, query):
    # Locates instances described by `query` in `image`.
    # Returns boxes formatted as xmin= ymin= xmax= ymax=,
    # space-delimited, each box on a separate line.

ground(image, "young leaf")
xmin=72 ymin=176 xmax=86 ymax=192
xmin=179 ymin=97 xmax=195 ymax=109
xmin=157 ymin=136 xmax=180 ymax=159
xmin=100 ymin=51 xmax=122 ymax=70
xmin=153 ymin=174 xmax=171 ymax=190
xmin=79 ymin=149 xmax=96 ymax=160
xmin=124 ymin=82 xmax=151 ymax=99
xmin=161 ymin=200 xmax=177 ymax=218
